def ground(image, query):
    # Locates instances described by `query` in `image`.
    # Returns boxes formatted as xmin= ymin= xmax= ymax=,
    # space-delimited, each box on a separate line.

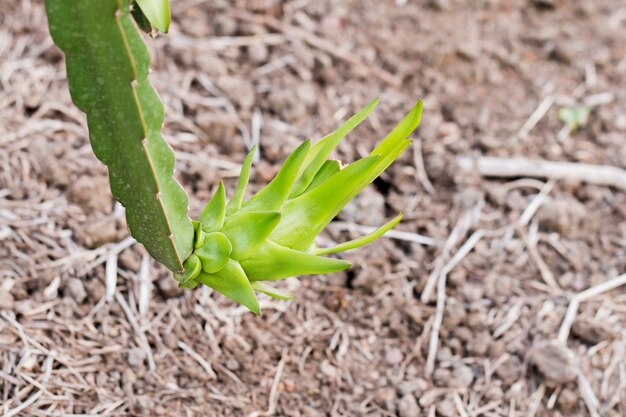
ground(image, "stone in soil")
xmin=215 ymin=75 xmax=255 ymax=109
xmin=65 ymin=278 xmax=87 ymax=303
xmin=398 ymin=394 xmax=420 ymax=417
xmin=467 ymin=330 xmax=492 ymax=356
xmin=495 ymin=355 xmax=522 ymax=385
xmin=450 ymin=363 xmax=474 ymax=388
xmin=571 ymin=319 xmax=616 ymax=344
xmin=67 ymin=176 xmax=113 ymax=213
xmin=127 ymin=347 xmax=147 ymax=368
xmin=73 ymin=216 xmax=123 ymax=248
xmin=384 ymin=347 xmax=404 ymax=365
xmin=557 ymin=388 xmax=579 ymax=412
xmin=529 ymin=341 xmax=577 ymax=384
xmin=374 ymin=386 xmax=396 ymax=410
xmin=0 ymin=290 xmax=15 ymax=310
xmin=156 ymin=274 xmax=184 ymax=299
xmin=436 ymin=394 xmax=457 ymax=417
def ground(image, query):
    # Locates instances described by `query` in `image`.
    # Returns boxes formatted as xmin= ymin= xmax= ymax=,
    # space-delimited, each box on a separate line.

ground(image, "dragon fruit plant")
xmin=45 ymin=0 xmax=423 ymax=314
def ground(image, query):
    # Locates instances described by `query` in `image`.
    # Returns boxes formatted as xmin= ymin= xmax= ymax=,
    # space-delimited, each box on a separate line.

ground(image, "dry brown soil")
xmin=1 ymin=0 xmax=626 ymax=416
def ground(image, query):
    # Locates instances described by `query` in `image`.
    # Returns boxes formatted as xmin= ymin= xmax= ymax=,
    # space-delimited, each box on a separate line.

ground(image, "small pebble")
xmin=85 ymin=278 xmax=105 ymax=301
xmin=163 ymin=332 xmax=178 ymax=350
xmin=216 ymin=75 xmax=255 ymax=109
xmin=433 ymin=368 xmax=452 ymax=387
xmin=131 ymin=396 xmax=154 ymax=415
xmin=127 ymin=347 xmax=146 ymax=368
xmin=484 ymin=385 xmax=504 ymax=401
xmin=225 ymin=359 xmax=240 ymax=371
xmin=461 ymin=283 xmax=484 ymax=302
xmin=398 ymin=394 xmax=420 ymax=417
xmin=436 ymin=395 xmax=457 ymax=417
xmin=572 ymin=319 xmax=616 ymax=344
xmin=443 ymin=298 xmax=466 ymax=329
xmin=530 ymin=342 xmax=577 ymax=384
xmin=65 ymin=278 xmax=87 ymax=303
xmin=247 ymin=44 xmax=268 ymax=64
xmin=0 ymin=290 xmax=15 ymax=310
xmin=122 ymin=367 xmax=137 ymax=385
xmin=119 ymin=249 xmax=141 ymax=272
xmin=450 ymin=363 xmax=474 ymax=388
xmin=374 ymin=387 xmax=396 ymax=410
xmin=467 ymin=331 xmax=492 ymax=356
xmin=398 ymin=378 xmax=429 ymax=396
xmin=558 ymin=388 xmax=578 ymax=412
xmin=385 ymin=347 xmax=404 ymax=365
xmin=448 ymin=269 xmax=466 ymax=287
xmin=213 ymin=15 xmax=238 ymax=36
xmin=427 ymin=0 xmax=450 ymax=11
xmin=319 ymin=360 xmax=338 ymax=379
xmin=495 ymin=355 xmax=522 ymax=385
xmin=453 ymin=326 xmax=473 ymax=342
xmin=156 ymin=275 xmax=184 ymax=299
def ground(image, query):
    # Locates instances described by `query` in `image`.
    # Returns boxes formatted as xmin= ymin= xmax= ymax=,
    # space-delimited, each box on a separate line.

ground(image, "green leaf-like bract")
xmin=184 ymin=99 xmax=424 ymax=314
xmin=135 ymin=0 xmax=171 ymax=33
xmin=45 ymin=0 xmax=194 ymax=272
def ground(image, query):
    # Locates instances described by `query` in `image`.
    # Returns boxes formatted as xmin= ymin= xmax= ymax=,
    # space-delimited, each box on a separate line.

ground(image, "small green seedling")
xmin=45 ymin=0 xmax=423 ymax=313
xmin=558 ymin=105 xmax=591 ymax=131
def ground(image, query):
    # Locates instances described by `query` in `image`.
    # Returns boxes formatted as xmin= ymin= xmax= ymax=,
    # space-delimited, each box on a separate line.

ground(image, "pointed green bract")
xmin=252 ymin=281 xmax=294 ymax=300
xmin=199 ymin=182 xmax=226 ymax=231
xmin=243 ymin=140 xmax=311 ymax=212
xmin=270 ymin=155 xmax=382 ymax=250
xmin=304 ymin=159 xmax=342 ymax=193
xmin=192 ymin=221 xmax=206 ymax=248
xmin=222 ymin=211 xmax=281 ymax=260
xmin=195 ymin=232 xmax=232 ymax=273
xmin=311 ymin=213 xmax=403 ymax=256
xmin=225 ymin=145 xmax=256 ymax=215
xmin=135 ymin=0 xmax=171 ymax=33
xmin=196 ymin=260 xmax=260 ymax=315
xmin=179 ymin=279 xmax=200 ymax=289
xmin=173 ymin=254 xmax=201 ymax=285
xmin=290 ymin=98 xmax=380 ymax=198
xmin=45 ymin=0 xmax=193 ymax=272
xmin=241 ymin=241 xmax=351 ymax=281
xmin=131 ymin=3 xmax=154 ymax=34
xmin=371 ymin=101 xmax=423 ymax=157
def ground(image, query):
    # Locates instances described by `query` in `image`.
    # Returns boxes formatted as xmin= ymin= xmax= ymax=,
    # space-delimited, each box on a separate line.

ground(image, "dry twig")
xmin=458 ymin=156 xmax=626 ymax=191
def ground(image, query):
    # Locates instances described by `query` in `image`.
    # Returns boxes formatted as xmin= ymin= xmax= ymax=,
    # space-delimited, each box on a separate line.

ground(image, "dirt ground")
xmin=1 ymin=0 xmax=626 ymax=415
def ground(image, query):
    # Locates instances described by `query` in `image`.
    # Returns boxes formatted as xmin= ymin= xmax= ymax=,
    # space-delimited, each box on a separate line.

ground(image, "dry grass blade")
xmin=425 ymin=229 xmax=485 ymax=375
xmin=558 ymin=273 xmax=626 ymax=344
xmin=178 ymin=341 xmax=217 ymax=380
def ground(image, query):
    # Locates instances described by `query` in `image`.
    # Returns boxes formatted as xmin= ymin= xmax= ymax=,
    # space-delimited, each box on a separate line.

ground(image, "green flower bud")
xmin=174 ymin=99 xmax=423 ymax=314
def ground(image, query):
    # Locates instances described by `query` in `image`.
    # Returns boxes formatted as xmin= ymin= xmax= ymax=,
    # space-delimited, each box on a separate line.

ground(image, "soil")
xmin=1 ymin=0 xmax=626 ymax=416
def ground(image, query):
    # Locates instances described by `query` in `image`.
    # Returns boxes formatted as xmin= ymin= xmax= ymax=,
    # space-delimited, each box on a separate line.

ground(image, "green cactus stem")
xmin=46 ymin=0 xmax=194 ymax=272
